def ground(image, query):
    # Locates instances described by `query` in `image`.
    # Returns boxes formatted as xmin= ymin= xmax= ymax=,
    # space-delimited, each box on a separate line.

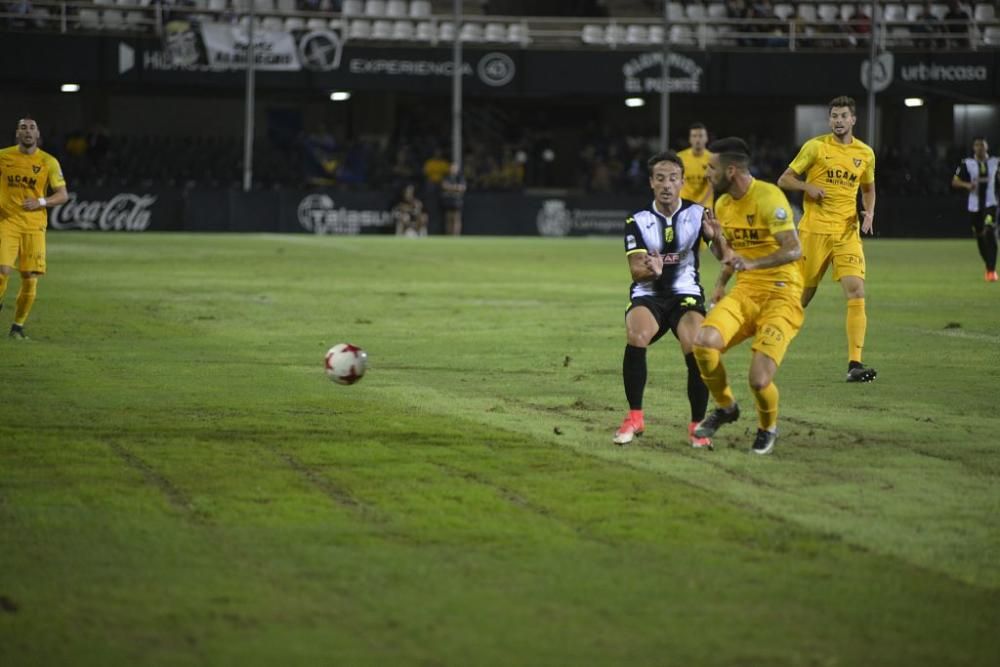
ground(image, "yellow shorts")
xmin=703 ymin=286 xmax=804 ymax=365
xmin=799 ymin=228 xmax=865 ymax=288
xmin=0 ymin=227 xmax=47 ymax=274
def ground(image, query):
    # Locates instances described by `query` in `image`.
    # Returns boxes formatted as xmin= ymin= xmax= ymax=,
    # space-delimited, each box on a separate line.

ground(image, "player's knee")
xmin=0 ymin=265 xmax=11 ymax=276
xmin=693 ymin=326 xmax=723 ymax=350
xmin=748 ymin=373 xmax=772 ymax=391
xmin=626 ymin=329 xmax=654 ymax=347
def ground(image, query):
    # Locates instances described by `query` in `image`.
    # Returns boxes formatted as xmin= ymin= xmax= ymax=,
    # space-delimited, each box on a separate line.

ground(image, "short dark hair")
xmin=708 ymin=137 xmax=751 ymax=169
xmin=647 ymin=150 xmax=685 ymax=176
xmin=16 ymin=114 xmax=35 ymax=129
xmin=689 ymin=122 xmax=707 ymax=132
xmin=829 ymin=96 xmax=856 ymax=115
xmin=972 ymin=137 xmax=987 ymax=143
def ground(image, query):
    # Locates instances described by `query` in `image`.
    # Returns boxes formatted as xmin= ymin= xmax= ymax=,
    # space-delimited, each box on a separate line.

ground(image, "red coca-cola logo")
xmin=50 ymin=192 xmax=157 ymax=231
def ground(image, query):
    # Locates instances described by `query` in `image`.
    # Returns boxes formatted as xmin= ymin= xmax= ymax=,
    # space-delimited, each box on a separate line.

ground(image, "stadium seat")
xmin=707 ymin=3 xmax=727 ymax=19
xmin=276 ymin=0 xmax=296 ymax=11
xmin=307 ymin=17 xmax=328 ymax=30
xmin=415 ymin=20 xmax=435 ymax=40
xmin=797 ymin=4 xmax=817 ymax=21
xmin=582 ymin=24 xmax=604 ymax=44
xmin=438 ymin=21 xmax=455 ymax=40
xmin=365 ymin=0 xmax=386 ymax=16
xmin=102 ymin=9 xmax=125 ymax=29
xmin=262 ymin=16 xmax=284 ymax=30
xmin=283 ymin=16 xmax=305 ymax=30
xmin=983 ymin=25 xmax=1000 ymax=44
xmin=905 ymin=3 xmax=923 ymax=21
xmin=460 ymin=22 xmax=484 ymax=41
xmin=342 ymin=0 xmax=364 ymax=15
xmin=78 ymin=8 xmax=100 ymax=30
xmin=669 ymin=2 xmax=684 ymax=21
xmin=817 ymin=3 xmax=839 ymax=22
xmin=507 ymin=22 xmax=529 ymax=44
xmin=625 ymin=24 xmax=649 ymax=44
xmin=883 ymin=3 xmax=905 ymax=21
xmin=973 ymin=3 xmax=995 ymax=21
xmin=686 ymin=3 xmax=706 ymax=20
xmin=649 ymin=24 xmax=664 ymax=43
xmin=701 ymin=24 xmax=720 ymax=46
xmin=391 ymin=19 xmax=414 ymax=39
xmin=253 ymin=0 xmax=274 ymax=12
xmin=386 ymin=0 xmax=406 ymax=17
xmin=889 ymin=25 xmax=913 ymax=45
xmin=92 ymin=0 xmax=112 ymax=5
xmin=605 ymin=23 xmax=626 ymax=45
xmin=484 ymin=22 xmax=506 ymax=41
xmin=928 ymin=3 xmax=948 ymax=19
xmin=372 ymin=19 xmax=392 ymax=38
xmin=669 ymin=24 xmax=696 ymax=45
xmin=208 ymin=0 xmax=226 ymax=11
xmin=410 ymin=0 xmax=432 ymax=18
xmin=774 ymin=3 xmax=795 ymax=20
xmin=348 ymin=18 xmax=372 ymax=38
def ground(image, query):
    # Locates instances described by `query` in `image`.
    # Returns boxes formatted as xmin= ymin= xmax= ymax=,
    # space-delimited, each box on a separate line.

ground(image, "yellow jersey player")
xmin=677 ymin=122 xmax=713 ymax=207
xmin=0 ymin=116 xmax=68 ymax=339
xmin=692 ymin=137 xmax=803 ymax=455
xmin=778 ymin=96 xmax=877 ymax=383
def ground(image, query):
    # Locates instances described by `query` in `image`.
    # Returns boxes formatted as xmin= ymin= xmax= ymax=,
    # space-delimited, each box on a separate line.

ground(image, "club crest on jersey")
xmin=664 ymin=227 xmax=674 ymax=243
xmin=775 ymin=208 xmax=788 ymax=220
xmin=746 ymin=214 xmax=755 ymax=226
xmin=32 ymin=165 xmax=41 ymax=174
xmin=853 ymin=158 xmax=862 ymax=168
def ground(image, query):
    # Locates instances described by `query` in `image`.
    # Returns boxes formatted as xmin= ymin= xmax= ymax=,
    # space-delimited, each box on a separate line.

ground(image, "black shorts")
xmin=626 ymin=294 xmax=706 ymax=344
xmin=971 ymin=207 xmax=997 ymax=235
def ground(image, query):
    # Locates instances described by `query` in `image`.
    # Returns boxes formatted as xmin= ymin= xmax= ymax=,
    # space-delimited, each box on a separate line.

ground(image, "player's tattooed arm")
xmin=727 ymin=229 xmax=802 ymax=271
xmin=710 ymin=265 xmax=733 ymax=306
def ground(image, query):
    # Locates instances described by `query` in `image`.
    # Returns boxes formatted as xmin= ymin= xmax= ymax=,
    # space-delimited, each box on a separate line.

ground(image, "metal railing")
xmin=0 ymin=1 xmax=997 ymax=51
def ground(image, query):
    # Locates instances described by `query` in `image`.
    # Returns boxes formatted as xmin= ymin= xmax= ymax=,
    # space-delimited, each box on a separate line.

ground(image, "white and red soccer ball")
xmin=324 ymin=343 xmax=367 ymax=385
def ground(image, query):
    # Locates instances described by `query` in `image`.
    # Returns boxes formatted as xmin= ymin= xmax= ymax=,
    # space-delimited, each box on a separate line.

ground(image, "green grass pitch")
xmin=1 ymin=234 xmax=998 ymax=666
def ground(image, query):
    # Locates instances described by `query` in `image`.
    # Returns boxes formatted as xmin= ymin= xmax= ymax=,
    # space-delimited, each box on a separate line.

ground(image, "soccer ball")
xmin=324 ymin=343 xmax=367 ymax=385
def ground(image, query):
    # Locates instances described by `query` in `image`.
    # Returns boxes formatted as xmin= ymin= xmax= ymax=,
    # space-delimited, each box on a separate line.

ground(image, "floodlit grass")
xmin=1 ymin=234 xmax=998 ymax=666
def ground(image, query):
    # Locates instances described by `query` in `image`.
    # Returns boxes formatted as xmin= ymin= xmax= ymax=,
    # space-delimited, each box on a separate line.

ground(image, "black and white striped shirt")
xmin=623 ymin=199 xmax=706 ymax=300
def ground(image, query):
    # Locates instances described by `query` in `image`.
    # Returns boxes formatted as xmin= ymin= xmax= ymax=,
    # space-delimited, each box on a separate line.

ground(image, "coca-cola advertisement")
xmin=49 ymin=190 xmax=183 ymax=232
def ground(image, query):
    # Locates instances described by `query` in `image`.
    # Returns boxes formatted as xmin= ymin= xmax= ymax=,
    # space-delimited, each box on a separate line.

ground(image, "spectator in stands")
xmin=7 ymin=0 xmax=32 ymax=29
xmin=440 ymin=162 xmax=467 ymax=236
xmin=393 ymin=184 xmax=428 ymax=237
xmin=303 ymin=125 xmax=338 ymax=186
xmin=910 ymin=3 xmax=943 ymax=48
xmin=944 ymin=0 xmax=971 ymax=48
xmin=422 ymin=149 xmax=450 ymax=186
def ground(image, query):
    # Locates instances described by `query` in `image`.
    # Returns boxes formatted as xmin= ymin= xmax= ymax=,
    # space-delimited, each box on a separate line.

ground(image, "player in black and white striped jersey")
xmin=614 ymin=150 xmax=724 ymax=449
xmin=951 ymin=137 xmax=999 ymax=281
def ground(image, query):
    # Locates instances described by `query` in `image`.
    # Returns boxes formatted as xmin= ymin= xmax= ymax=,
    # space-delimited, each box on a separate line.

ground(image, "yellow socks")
xmin=693 ymin=345 xmax=736 ymax=409
xmin=750 ymin=382 xmax=779 ymax=431
xmin=14 ymin=277 xmax=37 ymax=326
xmin=846 ymin=298 xmax=867 ymax=364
